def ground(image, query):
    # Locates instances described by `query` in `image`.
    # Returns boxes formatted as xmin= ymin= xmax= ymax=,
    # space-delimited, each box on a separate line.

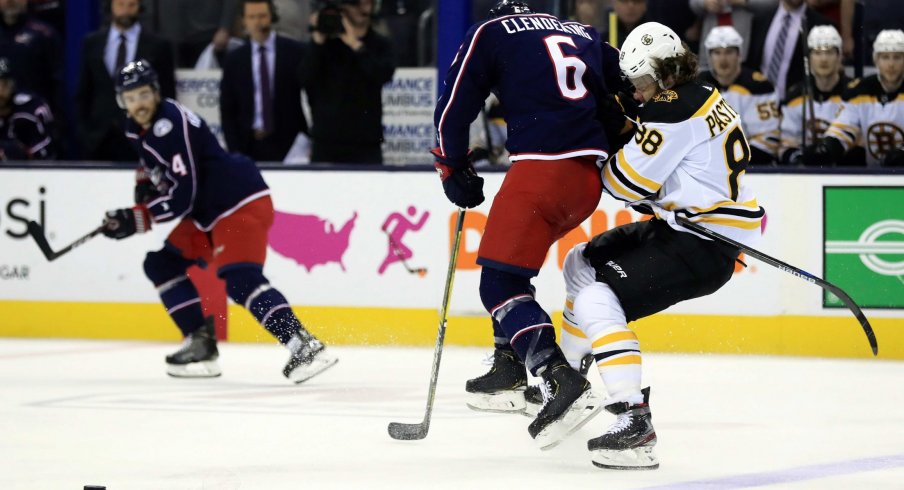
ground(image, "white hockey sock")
xmin=560 ymin=295 xmax=590 ymax=371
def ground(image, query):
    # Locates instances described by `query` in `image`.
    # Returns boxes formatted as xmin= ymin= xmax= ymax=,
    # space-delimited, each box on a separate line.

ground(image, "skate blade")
xmin=534 ymin=389 xmax=604 ymax=451
xmin=466 ymin=390 xmax=527 ymax=414
xmin=166 ymin=360 xmax=222 ymax=378
xmin=521 ymin=400 xmax=541 ymax=418
xmin=591 ymin=446 xmax=659 ymax=470
xmin=287 ymin=353 xmax=338 ymax=384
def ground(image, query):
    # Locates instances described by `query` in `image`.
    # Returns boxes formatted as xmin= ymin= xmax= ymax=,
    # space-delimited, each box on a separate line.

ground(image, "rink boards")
xmin=1 ymin=167 xmax=902 ymax=359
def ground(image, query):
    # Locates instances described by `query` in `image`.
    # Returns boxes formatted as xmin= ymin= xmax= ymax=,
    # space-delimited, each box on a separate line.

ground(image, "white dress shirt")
xmin=104 ymin=23 xmax=141 ymax=77
xmin=251 ymin=31 xmax=277 ymax=131
xmin=761 ymin=2 xmax=806 ymax=99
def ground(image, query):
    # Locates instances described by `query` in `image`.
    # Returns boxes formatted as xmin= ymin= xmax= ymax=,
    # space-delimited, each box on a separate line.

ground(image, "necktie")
xmin=259 ymin=45 xmax=274 ymax=133
xmin=767 ymin=13 xmax=791 ymax=84
xmin=115 ymin=34 xmax=127 ymax=75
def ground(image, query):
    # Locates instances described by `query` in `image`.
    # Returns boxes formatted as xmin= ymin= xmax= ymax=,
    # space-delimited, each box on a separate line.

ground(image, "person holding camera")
xmin=298 ymin=0 xmax=395 ymax=164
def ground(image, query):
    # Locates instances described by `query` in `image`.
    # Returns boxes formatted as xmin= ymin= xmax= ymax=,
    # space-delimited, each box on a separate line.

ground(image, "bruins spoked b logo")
xmin=641 ymin=34 xmax=653 ymax=45
xmin=866 ymin=122 xmax=904 ymax=160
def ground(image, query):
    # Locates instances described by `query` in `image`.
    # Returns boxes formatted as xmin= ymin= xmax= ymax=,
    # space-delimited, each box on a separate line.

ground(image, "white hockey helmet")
xmin=704 ymin=26 xmax=744 ymax=52
xmin=807 ymin=25 xmax=842 ymax=51
xmin=619 ymin=22 xmax=686 ymax=88
xmin=873 ymin=29 xmax=904 ymax=54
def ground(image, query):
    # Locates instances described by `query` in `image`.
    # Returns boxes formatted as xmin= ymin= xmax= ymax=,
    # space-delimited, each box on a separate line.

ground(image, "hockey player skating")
xmin=561 ymin=22 xmax=765 ymax=469
xmin=779 ymin=25 xmax=852 ymax=165
xmin=432 ymin=0 xmax=629 ymax=448
xmin=698 ymin=26 xmax=780 ymax=165
xmin=814 ymin=29 xmax=904 ymax=167
xmin=101 ymin=60 xmax=337 ymax=382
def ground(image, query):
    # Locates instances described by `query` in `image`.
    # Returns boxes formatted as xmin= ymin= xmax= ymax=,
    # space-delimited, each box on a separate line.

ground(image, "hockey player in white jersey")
xmin=560 ymin=22 xmax=765 ymax=470
xmin=698 ymin=26 xmax=780 ymax=164
xmin=815 ymin=29 xmax=904 ymax=167
xmin=780 ymin=25 xmax=853 ymax=165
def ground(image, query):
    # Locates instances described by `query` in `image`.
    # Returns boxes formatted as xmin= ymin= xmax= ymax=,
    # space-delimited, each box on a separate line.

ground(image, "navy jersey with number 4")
xmin=125 ymin=99 xmax=269 ymax=230
xmin=435 ymin=13 xmax=622 ymax=162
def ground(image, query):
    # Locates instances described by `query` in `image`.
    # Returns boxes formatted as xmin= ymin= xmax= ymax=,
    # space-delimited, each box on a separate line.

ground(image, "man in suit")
xmin=745 ymin=0 xmax=832 ymax=100
xmin=220 ymin=0 xmax=308 ymax=162
xmin=75 ymin=0 xmax=175 ymax=161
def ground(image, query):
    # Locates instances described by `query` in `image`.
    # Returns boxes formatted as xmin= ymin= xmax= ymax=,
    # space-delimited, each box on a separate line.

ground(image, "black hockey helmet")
xmin=0 ymin=57 xmax=13 ymax=80
xmin=115 ymin=59 xmax=160 ymax=108
xmin=489 ymin=0 xmax=532 ymax=18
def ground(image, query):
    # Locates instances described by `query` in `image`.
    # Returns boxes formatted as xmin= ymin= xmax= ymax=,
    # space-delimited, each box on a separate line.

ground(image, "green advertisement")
xmin=824 ymin=187 xmax=904 ymax=309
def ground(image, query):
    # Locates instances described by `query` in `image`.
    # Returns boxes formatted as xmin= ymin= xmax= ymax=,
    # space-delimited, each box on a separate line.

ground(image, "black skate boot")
xmin=528 ymin=357 xmax=603 ymax=450
xmin=283 ymin=328 xmax=338 ymax=384
xmin=165 ymin=316 xmax=222 ymax=378
xmin=523 ymin=353 xmax=594 ymax=418
xmin=588 ymin=387 xmax=659 ymax=470
xmin=465 ymin=348 xmax=529 ymax=413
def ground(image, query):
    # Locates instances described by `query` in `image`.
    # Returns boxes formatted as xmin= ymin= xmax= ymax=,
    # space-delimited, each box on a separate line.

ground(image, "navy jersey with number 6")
xmin=125 ymin=99 xmax=269 ymax=230
xmin=435 ymin=13 xmax=622 ymax=162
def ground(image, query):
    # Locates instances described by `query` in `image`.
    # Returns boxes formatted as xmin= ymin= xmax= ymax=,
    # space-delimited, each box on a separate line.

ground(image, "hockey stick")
xmin=27 ymin=220 xmax=105 ymax=262
xmin=675 ymin=215 xmax=878 ymax=356
xmin=388 ymin=208 xmax=466 ymax=440
xmin=383 ymin=229 xmax=427 ymax=276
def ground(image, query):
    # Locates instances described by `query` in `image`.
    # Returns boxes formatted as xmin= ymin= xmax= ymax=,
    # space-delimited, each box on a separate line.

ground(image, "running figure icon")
xmin=379 ymin=206 xmax=429 ymax=275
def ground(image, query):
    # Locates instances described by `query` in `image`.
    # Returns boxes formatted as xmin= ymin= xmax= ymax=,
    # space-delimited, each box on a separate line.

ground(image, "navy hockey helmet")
xmin=489 ymin=0 xmax=532 ymax=18
xmin=115 ymin=59 xmax=160 ymax=108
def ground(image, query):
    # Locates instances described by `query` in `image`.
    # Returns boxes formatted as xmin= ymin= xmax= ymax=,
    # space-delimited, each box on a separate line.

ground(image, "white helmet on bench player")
xmin=619 ymin=22 xmax=686 ymax=89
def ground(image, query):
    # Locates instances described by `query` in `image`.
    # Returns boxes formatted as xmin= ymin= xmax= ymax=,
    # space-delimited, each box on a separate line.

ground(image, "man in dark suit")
xmin=220 ymin=0 xmax=308 ymax=162
xmin=75 ymin=0 xmax=175 ymax=161
xmin=745 ymin=0 xmax=832 ymax=100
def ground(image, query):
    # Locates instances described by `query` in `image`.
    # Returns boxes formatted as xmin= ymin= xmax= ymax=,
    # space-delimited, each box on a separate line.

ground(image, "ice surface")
xmin=1 ymin=339 xmax=902 ymax=489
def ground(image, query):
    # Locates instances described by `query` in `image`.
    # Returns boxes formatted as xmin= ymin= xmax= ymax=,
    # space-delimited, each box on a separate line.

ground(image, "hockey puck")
xmin=84 ymin=486 xmax=106 ymax=490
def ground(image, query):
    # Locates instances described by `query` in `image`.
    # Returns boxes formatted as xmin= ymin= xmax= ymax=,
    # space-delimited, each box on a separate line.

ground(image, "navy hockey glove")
xmin=431 ymin=148 xmax=485 ymax=209
xmin=599 ymin=92 xmax=637 ymax=154
xmin=882 ymin=149 xmax=904 ymax=167
xmin=134 ymin=167 xmax=161 ymax=204
xmin=102 ymin=205 xmax=151 ymax=240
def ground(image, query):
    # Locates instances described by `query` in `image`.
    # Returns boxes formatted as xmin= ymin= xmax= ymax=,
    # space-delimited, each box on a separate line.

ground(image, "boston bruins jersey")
xmin=699 ymin=68 xmax=780 ymax=163
xmin=602 ymin=82 xmax=765 ymax=247
xmin=824 ymin=75 xmax=904 ymax=166
xmin=780 ymin=75 xmax=850 ymax=158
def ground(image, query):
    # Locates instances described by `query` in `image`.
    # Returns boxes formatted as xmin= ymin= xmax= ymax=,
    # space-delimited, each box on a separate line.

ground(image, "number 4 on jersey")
xmin=171 ymin=153 xmax=188 ymax=176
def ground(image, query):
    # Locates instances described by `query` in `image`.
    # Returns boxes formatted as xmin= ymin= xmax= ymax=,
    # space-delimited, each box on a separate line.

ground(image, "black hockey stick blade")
xmin=387 ymin=420 xmax=429 ymax=441
xmin=27 ymin=220 xmax=105 ymax=262
xmin=675 ymin=215 xmax=878 ymax=356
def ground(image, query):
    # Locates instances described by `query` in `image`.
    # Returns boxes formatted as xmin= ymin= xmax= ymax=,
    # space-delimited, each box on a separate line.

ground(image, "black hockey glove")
xmin=134 ymin=167 xmax=161 ymax=204
xmin=780 ymin=148 xmax=803 ymax=166
xmin=801 ymin=138 xmax=843 ymax=167
xmin=102 ymin=205 xmax=151 ymax=240
xmin=431 ymin=147 xmax=485 ymax=209
xmin=882 ymin=149 xmax=904 ymax=167
xmin=598 ymin=92 xmax=637 ymax=153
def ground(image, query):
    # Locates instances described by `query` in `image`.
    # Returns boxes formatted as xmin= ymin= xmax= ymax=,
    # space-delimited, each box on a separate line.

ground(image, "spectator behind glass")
xmin=75 ymin=0 xmax=174 ymax=161
xmin=572 ymin=0 xmax=608 ymax=34
xmin=144 ymin=0 xmax=239 ymax=68
xmin=690 ymin=0 xmax=778 ymax=70
xmin=27 ymin=0 xmax=63 ymax=36
xmin=0 ymin=57 xmax=55 ymax=161
xmin=599 ymin=0 xmax=649 ymax=49
xmin=274 ymin=0 xmax=312 ymax=41
xmin=858 ymin=0 xmax=904 ymax=62
xmin=645 ymin=0 xmax=698 ymax=52
xmin=220 ymin=0 xmax=309 ymax=162
xmin=300 ymin=0 xmax=395 ymax=164
xmin=0 ymin=0 xmax=60 ymax=116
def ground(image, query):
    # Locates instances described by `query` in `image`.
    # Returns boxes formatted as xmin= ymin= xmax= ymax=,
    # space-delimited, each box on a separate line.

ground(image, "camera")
xmin=311 ymin=0 xmax=360 ymax=36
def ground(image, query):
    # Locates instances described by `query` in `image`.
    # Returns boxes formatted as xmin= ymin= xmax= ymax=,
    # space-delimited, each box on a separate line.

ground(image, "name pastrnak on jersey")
xmin=698 ymin=69 xmax=780 ymax=162
xmin=780 ymin=75 xmax=850 ymax=153
xmin=824 ymin=75 xmax=904 ymax=166
xmin=602 ymin=82 xmax=765 ymax=246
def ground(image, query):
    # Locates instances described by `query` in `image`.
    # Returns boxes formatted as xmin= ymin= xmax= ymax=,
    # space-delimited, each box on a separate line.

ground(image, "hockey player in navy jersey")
xmin=562 ymin=22 xmax=764 ymax=469
xmin=0 ymin=58 xmax=55 ymax=160
xmin=432 ymin=0 xmax=629 ymax=448
xmin=101 ymin=60 xmax=337 ymax=382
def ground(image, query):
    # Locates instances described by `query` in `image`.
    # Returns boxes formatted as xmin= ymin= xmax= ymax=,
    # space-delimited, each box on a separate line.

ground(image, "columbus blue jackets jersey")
xmin=435 ymin=13 xmax=622 ymax=162
xmin=0 ymin=90 xmax=55 ymax=160
xmin=125 ymin=99 xmax=269 ymax=230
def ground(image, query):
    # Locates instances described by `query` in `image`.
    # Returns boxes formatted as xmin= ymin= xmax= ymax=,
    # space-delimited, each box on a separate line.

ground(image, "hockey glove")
xmin=134 ymin=167 xmax=161 ymax=204
xmin=801 ymin=138 xmax=843 ymax=167
xmin=102 ymin=205 xmax=151 ymax=240
xmin=599 ymin=92 xmax=637 ymax=153
xmin=431 ymin=147 xmax=485 ymax=209
xmin=882 ymin=149 xmax=904 ymax=167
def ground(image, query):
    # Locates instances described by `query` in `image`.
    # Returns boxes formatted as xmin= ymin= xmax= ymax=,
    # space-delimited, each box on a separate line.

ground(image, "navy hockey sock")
xmin=492 ymin=318 xmax=511 ymax=350
xmin=222 ymin=265 xmax=301 ymax=345
xmin=157 ymin=275 xmax=205 ymax=336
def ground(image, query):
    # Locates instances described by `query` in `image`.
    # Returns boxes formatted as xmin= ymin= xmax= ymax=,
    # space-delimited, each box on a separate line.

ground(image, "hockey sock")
xmin=574 ymin=281 xmax=643 ymax=405
xmin=156 ymin=275 xmax=205 ymax=336
xmin=492 ymin=318 xmax=511 ymax=351
xmin=560 ymin=295 xmax=590 ymax=371
xmin=561 ymin=243 xmax=598 ymax=370
xmin=222 ymin=266 xmax=303 ymax=345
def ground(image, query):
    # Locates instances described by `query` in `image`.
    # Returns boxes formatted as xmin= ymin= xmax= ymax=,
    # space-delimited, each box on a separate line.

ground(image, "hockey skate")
xmin=588 ymin=387 xmax=659 ymax=470
xmin=166 ymin=317 xmax=222 ymax=378
xmin=465 ymin=348 xmax=531 ymax=413
xmin=528 ymin=358 xmax=604 ymax=450
xmin=523 ymin=354 xmax=594 ymax=418
xmin=283 ymin=329 xmax=337 ymax=384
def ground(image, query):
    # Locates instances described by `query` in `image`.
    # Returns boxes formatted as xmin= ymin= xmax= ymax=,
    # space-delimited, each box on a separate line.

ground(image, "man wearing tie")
xmin=75 ymin=0 xmax=174 ymax=161
xmin=220 ymin=0 xmax=308 ymax=162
